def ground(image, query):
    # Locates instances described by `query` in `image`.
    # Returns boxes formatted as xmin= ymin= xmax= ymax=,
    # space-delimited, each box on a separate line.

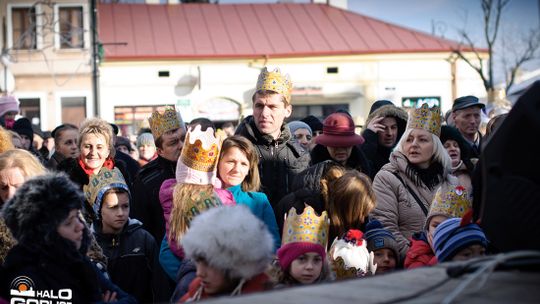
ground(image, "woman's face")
xmin=326 ymin=146 xmax=353 ymax=165
xmin=218 ymin=147 xmax=250 ymax=188
xmin=289 ymin=252 xmax=323 ymax=285
xmin=80 ymin=133 xmax=110 ymax=174
xmin=56 ymin=129 xmax=79 ymax=159
xmin=57 ymin=209 xmax=85 ymax=250
xmin=402 ymin=129 xmax=434 ymax=169
xmin=293 ymin=128 xmax=312 ymax=150
xmin=0 ymin=167 xmax=25 ymax=204
xmin=195 ymin=259 xmax=228 ymax=295
xmin=443 ymin=139 xmax=461 ymax=167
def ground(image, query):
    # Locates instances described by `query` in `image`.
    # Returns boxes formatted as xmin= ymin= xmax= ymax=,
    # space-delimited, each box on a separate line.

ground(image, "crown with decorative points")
xmin=148 ymin=106 xmax=182 ymax=140
xmin=431 ymin=185 xmax=472 ymax=219
xmin=281 ymin=205 xmax=329 ymax=247
xmin=407 ymin=103 xmax=442 ymax=136
xmin=83 ymin=167 xmax=129 ymax=216
xmin=180 ymin=125 xmax=221 ymax=173
xmin=255 ymin=67 xmax=293 ymax=104
xmin=330 ymin=230 xmax=372 ymax=279
xmin=182 ymin=189 xmax=224 ymax=225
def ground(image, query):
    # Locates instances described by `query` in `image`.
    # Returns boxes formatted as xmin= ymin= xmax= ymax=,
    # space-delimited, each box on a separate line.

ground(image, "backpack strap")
xmin=390 ymin=171 xmax=429 ymax=216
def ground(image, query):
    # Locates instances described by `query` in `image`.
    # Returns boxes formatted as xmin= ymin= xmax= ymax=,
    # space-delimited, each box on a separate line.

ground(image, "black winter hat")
xmin=440 ymin=125 xmax=471 ymax=160
xmin=452 ymin=95 xmax=485 ymax=112
xmin=12 ymin=117 xmax=33 ymax=140
xmin=2 ymin=173 xmax=85 ymax=246
xmin=301 ymin=115 xmax=323 ymax=132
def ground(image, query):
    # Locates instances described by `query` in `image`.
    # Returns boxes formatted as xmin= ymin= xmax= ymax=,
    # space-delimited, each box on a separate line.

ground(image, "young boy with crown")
xmin=272 ymin=205 xmax=333 ymax=287
xmin=86 ymin=167 xmax=171 ymax=302
xmin=158 ymin=124 xmax=236 ymax=300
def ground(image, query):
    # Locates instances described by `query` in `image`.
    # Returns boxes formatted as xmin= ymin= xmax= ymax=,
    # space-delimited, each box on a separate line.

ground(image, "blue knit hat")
xmin=364 ymin=219 xmax=400 ymax=264
xmin=433 ymin=218 xmax=488 ymax=262
xmin=287 ymin=121 xmax=312 ymax=136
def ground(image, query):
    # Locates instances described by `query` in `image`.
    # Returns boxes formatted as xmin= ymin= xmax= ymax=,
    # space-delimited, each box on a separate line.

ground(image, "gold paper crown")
xmin=148 ymin=106 xmax=182 ymax=140
xmin=331 ymin=256 xmax=363 ymax=279
xmin=281 ymin=205 xmax=329 ymax=247
xmin=180 ymin=125 xmax=221 ymax=172
xmin=407 ymin=103 xmax=442 ymax=136
xmin=83 ymin=167 xmax=129 ymax=216
xmin=431 ymin=185 xmax=472 ymax=219
xmin=182 ymin=189 xmax=223 ymax=224
xmin=256 ymin=67 xmax=293 ymax=104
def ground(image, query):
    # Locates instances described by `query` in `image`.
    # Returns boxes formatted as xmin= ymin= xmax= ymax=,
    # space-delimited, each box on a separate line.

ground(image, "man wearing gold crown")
xmin=130 ymin=106 xmax=186 ymax=244
xmin=235 ymin=67 xmax=310 ymax=210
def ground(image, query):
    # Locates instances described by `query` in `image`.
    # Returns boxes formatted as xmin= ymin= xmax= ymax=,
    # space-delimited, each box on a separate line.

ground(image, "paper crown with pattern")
xmin=255 ymin=67 xmax=293 ymax=104
xmin=83 ymin=167 xmax=130 ymax=217
xmin=180 ymin=125 xmax=220 ymax=173
xmin=181 ymin=189 xmax=224 ymax=225
xmin=329 ymin=229 xmax=374 ymax=279
xmin=281 ymin=205 xmax=329 ymax=247
xmin=407 ymin=103 xmax=442 ymax=136
xmin=148 ymin=106 xmax=182 ymax=140
xmin=425 ymin=185 xmax=472 ymax=230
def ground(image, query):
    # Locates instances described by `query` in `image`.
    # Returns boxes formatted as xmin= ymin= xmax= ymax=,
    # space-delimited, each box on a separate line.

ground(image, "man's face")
xmin=377 ymin=117 xmax=398 ymax=148
xmin=452 ymin=107 xmax=481 ymax=139
xmin=157 ymin=128 xmax=185 ymax=162
xmin=253 ymin=92 xmax=292 ymax=140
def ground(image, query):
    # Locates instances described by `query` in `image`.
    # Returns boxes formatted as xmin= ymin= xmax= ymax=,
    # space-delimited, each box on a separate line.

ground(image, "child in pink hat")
xmin=0 ymin=95 xmax=19 ymax=130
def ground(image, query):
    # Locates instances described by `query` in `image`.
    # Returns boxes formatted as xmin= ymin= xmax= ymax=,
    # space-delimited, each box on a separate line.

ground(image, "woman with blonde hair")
xmin=326 ymin=171 xmax=376 ymax=242
xmin=0 ymin=126 xmax=14 ymax=153
xmin=0 ymin=149 xmax=47 ymax=264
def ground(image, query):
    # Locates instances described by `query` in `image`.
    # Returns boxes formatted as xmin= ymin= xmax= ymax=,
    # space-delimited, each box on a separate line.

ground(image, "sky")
xmin=218 ymin=0 xmax=540 ymax=85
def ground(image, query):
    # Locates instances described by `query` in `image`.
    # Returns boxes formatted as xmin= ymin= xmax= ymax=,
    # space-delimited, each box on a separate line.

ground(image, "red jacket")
xmin=404 ymin=234 xmax=437 ymax=269
xmin=179 ymin=273 xmax=270 ymax=302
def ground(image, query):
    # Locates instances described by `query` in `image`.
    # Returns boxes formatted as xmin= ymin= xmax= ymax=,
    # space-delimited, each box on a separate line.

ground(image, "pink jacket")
xmin=159 ymin=179 xmax=235 ymax=258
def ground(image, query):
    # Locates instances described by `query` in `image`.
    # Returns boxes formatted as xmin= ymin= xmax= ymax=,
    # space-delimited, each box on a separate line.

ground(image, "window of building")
xmin=115 ymin=105 xmax=168 ymax=136
xmin=11 ymin=6 xmax=37 ymax=50
xmin=61 ymin=97 xmax=87 ymax=126
xmin=19 ymin=98 xmax=41 ymax=128
xmin=290 ymin=104 xmax=349 ymax=121
xmin=58 ymin=6 xmax=84 ymax=49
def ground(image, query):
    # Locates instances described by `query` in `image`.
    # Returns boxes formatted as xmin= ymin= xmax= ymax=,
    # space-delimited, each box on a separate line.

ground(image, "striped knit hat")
xmin=433 ymin=218 xmax=488 ymax=262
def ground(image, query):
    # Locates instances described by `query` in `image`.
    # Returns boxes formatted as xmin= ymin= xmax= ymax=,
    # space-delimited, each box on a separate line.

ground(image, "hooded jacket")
xmin=235 ymin=116 xmax=311 ymax=208
xmin=361 ymin=104 xmax=408 ymax=178
xmin=371 ymin=151 xmax=446 ymax=258
xmin=404 ymin=232 xmax=437 ymax=269
xmin=93 ymin=218 xmax=171 ymax=303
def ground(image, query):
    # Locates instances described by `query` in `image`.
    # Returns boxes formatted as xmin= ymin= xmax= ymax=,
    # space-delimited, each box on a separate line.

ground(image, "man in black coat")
xmin=451 ymin=95 xmax=485 ymax=158
xmin=130 ymin=106 xmax=185 ymax=244
xmin=235 ymin=67 xmax=310 ymax=211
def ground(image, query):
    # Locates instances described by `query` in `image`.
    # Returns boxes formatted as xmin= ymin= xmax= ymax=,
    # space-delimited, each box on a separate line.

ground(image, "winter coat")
xmin=404 ymin=232 xmax=437 ymax=269
xmin=274 ymin=160 xmax=336 ymax=234
xmin=159 ymin=179 xmax=235 ymax=259
xmin=130 ymin=155 xmax=176 ymax=243
xmin=311 ymin=144 xmax=372 ymax=178
xmin=93 ymin=218 xmax=171 ymax=303
xmin=361 ymin=105 xmax=408 ymax=178
xmin=371 ymin=151 xmax=444 ymax=258
xmin=179 ymin=273 xmax=271 ymax=302
xmin=159 ymin=237 xmax=181 ymax=281
xmin=1 ymin=240 xmax=136 ymax=303
xmin=227 ymin=184 xmax=280 ymax=251
xmin=45 ymin=151 xmax=66 ymax=170
xmin=235 ymin=116 xmax=311 ymax=209
xmin=0 ymin=219 xmax=16 ymax=265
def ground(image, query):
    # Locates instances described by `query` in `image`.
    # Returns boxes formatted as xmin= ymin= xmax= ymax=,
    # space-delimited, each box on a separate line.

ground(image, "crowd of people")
xmin=0 ymin=67 xmax=509 ymax=303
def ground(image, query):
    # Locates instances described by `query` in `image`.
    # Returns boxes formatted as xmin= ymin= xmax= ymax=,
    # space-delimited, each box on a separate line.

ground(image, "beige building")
xmin=0 ymin=0 xmax=91 ymax=131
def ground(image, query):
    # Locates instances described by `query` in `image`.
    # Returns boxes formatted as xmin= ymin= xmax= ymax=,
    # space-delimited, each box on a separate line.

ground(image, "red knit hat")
xmin=277 ymin=242 xmax=326 ymax=270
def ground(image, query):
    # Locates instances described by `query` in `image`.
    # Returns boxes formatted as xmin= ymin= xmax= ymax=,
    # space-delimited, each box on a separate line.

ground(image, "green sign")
xmin=177 ymin=99 xmax=191 ymax=106
xmin=402 ymin=96 xmax=440 ymax=108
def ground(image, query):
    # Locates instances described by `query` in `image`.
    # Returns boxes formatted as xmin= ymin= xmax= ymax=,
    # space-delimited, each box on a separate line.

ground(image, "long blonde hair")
xmin=326 ymin=171 xmax=376 ymax=242
xmin=0 ymin=126 xmax=14 ymax=153
xmin=168 ymin=183 xmax=214 ymax=243
xmin=0 ymin=149 xmax=46 ymax=178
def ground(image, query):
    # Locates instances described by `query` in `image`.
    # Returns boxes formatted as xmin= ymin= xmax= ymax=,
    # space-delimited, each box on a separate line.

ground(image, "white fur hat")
xmin=182 ymin=205 xmax=274 ymax=280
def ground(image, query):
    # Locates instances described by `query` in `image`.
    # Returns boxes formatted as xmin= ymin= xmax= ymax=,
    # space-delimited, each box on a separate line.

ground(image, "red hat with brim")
xmin=315 ymin=113 xmax=365 ymax=148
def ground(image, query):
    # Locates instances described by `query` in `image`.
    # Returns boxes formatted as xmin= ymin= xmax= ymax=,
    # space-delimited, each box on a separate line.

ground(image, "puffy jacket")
xmin=404 ymin=232 xmax=437 ymax=269
xmin=93 ymin=218 xmax=172 ymax=303
xmin=235 ymin=116 xmax=310 ymax=209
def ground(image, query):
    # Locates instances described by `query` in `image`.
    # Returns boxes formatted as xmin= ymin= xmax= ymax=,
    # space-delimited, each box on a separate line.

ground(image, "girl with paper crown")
xmin=158 ymin=124 xmax=235 ymax=298
xmin=272 ymin=205 xmax=333 ymax=287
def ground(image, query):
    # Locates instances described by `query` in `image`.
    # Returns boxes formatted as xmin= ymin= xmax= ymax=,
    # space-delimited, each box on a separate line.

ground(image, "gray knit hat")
xmin=136 ymin=132 xmax=155 ymax=148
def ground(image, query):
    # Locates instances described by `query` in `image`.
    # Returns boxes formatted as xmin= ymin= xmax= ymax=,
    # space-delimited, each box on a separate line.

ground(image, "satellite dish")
xmin=0 ymin=68 xmax=15 ymax=93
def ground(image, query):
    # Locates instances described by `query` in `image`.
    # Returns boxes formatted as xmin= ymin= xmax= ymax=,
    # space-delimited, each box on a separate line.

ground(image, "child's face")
xmin=427 ymin=215 xmax=448 ymax=249
xmin=373 ymin=248 xmax=397 ymax=274
xmin=452 ymin=244 xmax=486 ymax=261
xmin=100 ymin=192 xmax=130 ymax=234
xmin=289 ymin=252 xmax=323 ymax=285
xmin=195 ymin=259 xmax=228 ymax=295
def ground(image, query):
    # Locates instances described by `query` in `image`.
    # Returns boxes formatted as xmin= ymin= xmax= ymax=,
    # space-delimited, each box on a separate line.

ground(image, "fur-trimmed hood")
xmin=365 ymin=105 xmax=408 ymax=141
xmin=182 ymin=205 xmax=274 ymax=280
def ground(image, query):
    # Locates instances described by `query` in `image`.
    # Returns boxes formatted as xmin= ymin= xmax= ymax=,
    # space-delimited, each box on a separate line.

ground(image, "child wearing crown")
xmin=158 ymin=124 xmax=236 ymax=299
xmin=272 ymin=205 xmax=333 ymax=287
xmin=85 ymin=167 xmax=171 ymax=302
